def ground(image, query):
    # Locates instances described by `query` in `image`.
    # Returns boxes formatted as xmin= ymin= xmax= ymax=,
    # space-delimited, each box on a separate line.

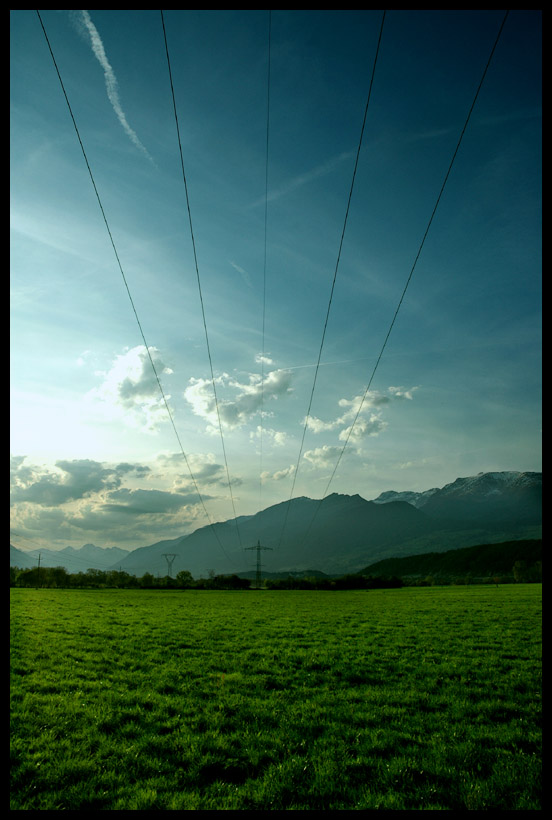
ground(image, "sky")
xmin=10 ymin=10 xmax=541 ymax=554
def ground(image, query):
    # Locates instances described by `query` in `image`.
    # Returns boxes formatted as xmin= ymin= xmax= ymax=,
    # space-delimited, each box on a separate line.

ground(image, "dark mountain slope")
xmin=363 ymin=539 xmax=542 ymax=579
xmin=113 ymin=493 xmax=437 ymax=578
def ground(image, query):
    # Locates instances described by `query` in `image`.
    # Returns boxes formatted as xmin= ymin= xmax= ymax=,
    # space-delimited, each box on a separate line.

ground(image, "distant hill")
xmin=362 ymin=538 xmax=542 ymax=580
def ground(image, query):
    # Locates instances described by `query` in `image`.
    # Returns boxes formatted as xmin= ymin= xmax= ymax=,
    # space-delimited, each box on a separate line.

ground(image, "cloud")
xmin=10 ymin=457 xmax=149 ymax=507
xmin=249 ymin=151 xmax=354 ymax=207
xmin=89 ymin=345 xmax=172 ymax=431
xmin=76 ymin=349 xmax=92 ymax=367
xmin=306 ymin=386 xmax=417 ymax=442
xmin=101 ymin=488 xmax=198 ymax=516
xmin=250 ymin=426 xmax=288 ymax=449
xmin=158 ymin=452 xmax=233 ymax=491
xmin=78 ymin=11 xmax=154 ymax=162
xmin=338 ymin=414 xmax=388 ymax=442
xmin=388 ymin=386 xmax=418 ymax=401
xmin=338 ymin=391 xmax=392 ymax=411
xmin=229 ymin=261 xmax=252 ymax=288
xmin=303 ymin=445 xmax=344 ymax=469
xmin=255 ymin=353 xmax=274 ymax=366
xmin=9 ymin=455 xmax=217 ymax=548
xmin=304 ymin=416 xmax=338 ymax=434
xmin=184 ymin=365 xmax=293 ymax=432
xmin=261 ymin=465 xmax=295 ymax=482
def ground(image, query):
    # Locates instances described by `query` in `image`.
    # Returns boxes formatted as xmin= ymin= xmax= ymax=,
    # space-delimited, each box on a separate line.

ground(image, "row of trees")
xmin=10 ymin=565 xmax=404 ymax=591
xmin=10 ymin=561 xmax=541 ymax=591
xmin=9 ymin=566 xmax=250 ymax=590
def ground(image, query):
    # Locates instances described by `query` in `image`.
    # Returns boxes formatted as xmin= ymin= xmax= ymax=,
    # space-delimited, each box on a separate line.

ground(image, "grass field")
xmin=10 ymin=584 xmax=541 ymax=810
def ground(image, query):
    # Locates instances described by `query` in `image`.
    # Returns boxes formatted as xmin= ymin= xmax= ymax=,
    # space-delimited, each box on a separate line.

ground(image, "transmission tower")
xmin=245 ymin=540 xmax=272 ymax=589
xmin=162 ymin=553 xmax=178 ymax=578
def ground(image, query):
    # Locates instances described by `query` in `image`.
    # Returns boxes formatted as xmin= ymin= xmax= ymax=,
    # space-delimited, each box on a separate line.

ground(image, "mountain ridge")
xmin=107 ymin=470 xmax=542 ymax=577
xmin=10 ymin=471 xmax=541 ymax=578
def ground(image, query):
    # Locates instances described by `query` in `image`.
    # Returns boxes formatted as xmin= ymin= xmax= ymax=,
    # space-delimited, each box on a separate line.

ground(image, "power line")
xmin=160 ymin=9 xmax=243 ymax=550
xmin=35 ymin=9 xmax=232 ymax=562
xmin=259 ymin=10 xmax=272 ymax=513
xmin=277 ymin=10 xmax=386 ymax=548
xmin=297 ymin=9 xmax=511 ymax=547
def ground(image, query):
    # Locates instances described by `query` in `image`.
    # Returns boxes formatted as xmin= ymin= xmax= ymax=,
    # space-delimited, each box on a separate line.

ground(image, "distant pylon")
xmin=245 ymin=540 xmax=272 ymax=589
xmin=162 ymin=553 xmax=178 ymax=578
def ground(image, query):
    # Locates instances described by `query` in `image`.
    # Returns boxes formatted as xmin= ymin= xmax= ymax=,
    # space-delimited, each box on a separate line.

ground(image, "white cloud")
xmin=338 ymin=414 xmax=388 ymax=442
xmin=305 ymin=416 xmax=339 ymax=434
xmin=338 ymin=390 xmax=392 ymax=413
xmin=303 ymin=445 xmax=344 ymax=469
xmin=255 ymin=353 xmax=274 ymax=366
xmin=89 ymin=345 xmax=172 ymax=431
xmin=10 ymin=454 xmax=207 ymax=548
xmin=184 ymin=365 xmax=293 ymax=432
xmin=159 ymin=451 xmax=231 ymax=491
xmin=388 ymin=386 xmax=418 ymax=400
xmin=78 ymin=10 xmax=154 ymax=163
xmin=250 ymin=426 xmax=289 ymax=450
xmin=306 ymin=386 xmax=417 ymax=442
xmin=101 ymin=487 xmax=197 ymax=515
xmin=10 ymin=457 xmax=151 ymax=508
xmin=261 ymin=465 xmax=295 ymax=482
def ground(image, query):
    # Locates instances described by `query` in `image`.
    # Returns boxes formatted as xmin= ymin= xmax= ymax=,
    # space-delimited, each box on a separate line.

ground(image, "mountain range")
xmin=9 ymin=542 xmax=129 ymax=574
xmin=10 ymin=471 xmax=541 ymax=578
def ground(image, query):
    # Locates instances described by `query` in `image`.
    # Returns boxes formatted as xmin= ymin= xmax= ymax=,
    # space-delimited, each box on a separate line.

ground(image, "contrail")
xmin=248 ymin=151 xmax=355 ymax=209
xmin=80 ymin=10 xmax=154 ymax=163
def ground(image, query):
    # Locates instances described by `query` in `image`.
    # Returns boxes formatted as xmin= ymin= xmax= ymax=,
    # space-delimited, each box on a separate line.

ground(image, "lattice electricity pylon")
xmin=245 ymin=540 xmax=272 ymax=589
xmin=162 ymin=553 xmax=178 ymax=578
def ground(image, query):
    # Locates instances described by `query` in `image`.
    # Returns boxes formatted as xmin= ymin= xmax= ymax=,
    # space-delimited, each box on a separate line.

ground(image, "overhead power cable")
xmin=298 ymin=9 xmax=511 ymax=547
xmin=259 ymin=10 xmax=272 ymax=512
xmin=160 ymin=10 xmax=243 ymax=549
xmin=35 ymin=9 xmax=232 ymax=562
xmin=278 ymin=10 xmax=386 ymax=548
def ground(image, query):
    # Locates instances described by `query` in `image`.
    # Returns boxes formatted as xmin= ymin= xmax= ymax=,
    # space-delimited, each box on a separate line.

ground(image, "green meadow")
xmin=10 ymin=585 xmax=541 ymax=810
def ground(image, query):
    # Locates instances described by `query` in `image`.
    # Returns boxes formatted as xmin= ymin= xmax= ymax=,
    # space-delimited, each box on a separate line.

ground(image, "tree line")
xmin=9 ymin=565 xmax=404 ymax=591
xmin=9 ymin=566 xmax=251 ymax=590
xmin=10 ymin=562 xmax=540 ymax=591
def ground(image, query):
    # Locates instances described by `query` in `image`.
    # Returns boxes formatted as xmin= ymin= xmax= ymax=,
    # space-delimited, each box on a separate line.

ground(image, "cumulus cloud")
xmin=306 ymin=386 xmax=417 ymax=442
xmin=303 ymin=445 xmax=344 ymax=469
xmin=250 ymin=426 xmax=288 ymax=449
xmin=101 ymin=488 xmax=198 ymax=516
xmin=338 ymin=414 xmax=388 ymax=442
xmin=9 ymin=458 xmax=142 ymax=507
xmin=89 ymin=345 xmax=173 ymax=431
xmin=10 ymin=458 xmax=152 ymax=506
xmin=159 ymin=452 xmax=235 ymax=491
xmin=255 ymin=353 xmax=274 ymax=366
xmin=261 ymin=465 xmax=295 ymax=482
xmin=10 ymin=455 xmax=210 ymax=548
xmin=184 ymin=365 xmax=293 ymax=432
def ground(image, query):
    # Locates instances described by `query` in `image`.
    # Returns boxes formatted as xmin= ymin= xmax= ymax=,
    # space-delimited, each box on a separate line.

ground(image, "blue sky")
xmin=10 ymin=10 xmax=541 ymax=553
